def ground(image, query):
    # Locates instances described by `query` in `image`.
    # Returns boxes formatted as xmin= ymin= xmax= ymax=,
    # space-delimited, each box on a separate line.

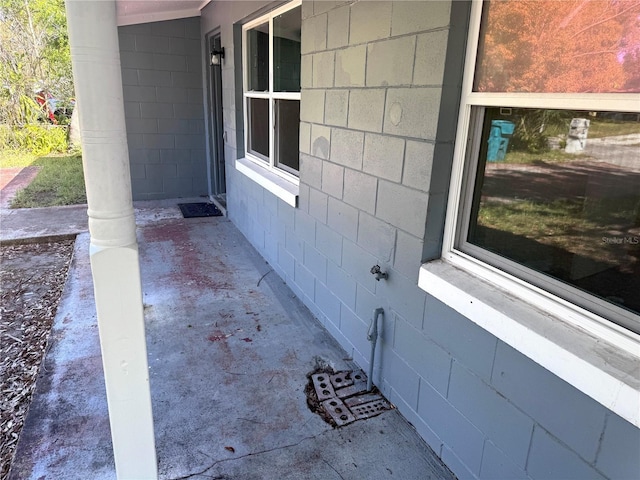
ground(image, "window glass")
xmin=248 ymin=98 xmax=269 ymax=158
xmin=247 ymin=23 xmax=269 ymax=92
xmin=465 ymin=107 xmax=640 ymax=316
xmin=274 ymin=6 xmax=301 ymax=92
xmin=474 ymin=1 xmax=640 ymax=93
xmin=275 ymin=99 xmax=300 ymax=172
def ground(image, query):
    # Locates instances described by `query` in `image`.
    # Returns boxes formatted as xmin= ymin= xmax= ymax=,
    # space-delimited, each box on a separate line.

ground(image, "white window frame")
xmin=239 ymin=0 xmax=301 ymax=207
xmin=419 ymin=0 xmax=640 ymax=427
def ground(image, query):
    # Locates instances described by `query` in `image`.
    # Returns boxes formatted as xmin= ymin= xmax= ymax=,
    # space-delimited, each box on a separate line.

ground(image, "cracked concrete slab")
xmin=9 ymin=206 xmax=456 ymax=480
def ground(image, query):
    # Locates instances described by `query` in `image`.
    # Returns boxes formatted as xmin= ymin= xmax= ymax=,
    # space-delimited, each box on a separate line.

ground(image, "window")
xmin=243 ymin=1 xmax=301 ymax=179
xmin=446 ymin=1 xmax=640 ymax=334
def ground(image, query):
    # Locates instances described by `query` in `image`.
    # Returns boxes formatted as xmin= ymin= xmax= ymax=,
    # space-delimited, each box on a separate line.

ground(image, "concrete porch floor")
xmin=9 ymin=202 xmax=456 ymax=480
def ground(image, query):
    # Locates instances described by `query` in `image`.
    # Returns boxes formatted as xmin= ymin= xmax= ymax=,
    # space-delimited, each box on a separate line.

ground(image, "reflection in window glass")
xmin=274 ymin=6 xmax=301 ymax=92
xmin=248 ymin=23 xmax=269 ymax=92
xmin=275 ymin=99 xmax=300 ymax=172
xmin=474 ymin=1 xmax=640 ymax=93
xmin=248 ymin=98 xmax=269 ymax=158
xmin=467 ymin=108 xmax=640 ymax=315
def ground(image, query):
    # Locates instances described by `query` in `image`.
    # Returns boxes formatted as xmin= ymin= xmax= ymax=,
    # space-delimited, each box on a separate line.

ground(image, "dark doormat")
xmin=178 ymin=202 xmax=223 ymax=218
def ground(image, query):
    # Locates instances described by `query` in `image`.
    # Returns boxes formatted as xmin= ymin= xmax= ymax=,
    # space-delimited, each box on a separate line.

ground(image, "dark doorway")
xmin=207 ymin=32 xmax=226 ymax=209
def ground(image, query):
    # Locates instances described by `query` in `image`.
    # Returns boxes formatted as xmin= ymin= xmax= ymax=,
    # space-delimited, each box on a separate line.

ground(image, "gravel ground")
xmin=0 ymin=240 xmax=75 ymax=480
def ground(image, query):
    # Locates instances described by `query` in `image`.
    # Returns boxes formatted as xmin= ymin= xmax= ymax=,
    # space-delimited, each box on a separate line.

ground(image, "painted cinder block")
xmin=135 ymin=35 xmax=170 ymax=54
xmin=311 ymin=124 xmax=331 ymax=160
xmin=595 ymin=413 xmax=640 ymax=479
xmin=152 ymin=53 xmax=188 ymax=72
xmin=137 ymin=69 xmax=172 ymax=87
xmin=348 ymin=89 xmax=386 ymax=132
xmin=327 ymin=5 xmax=350 ymax=49
xmin=308 ymin=187 xmax=328 ymax=223
xmin=366 ymin=36 xmax=416 ymax=87
xmin=349 ymin=1 xmax=392 ymax=44
xmin=143 ymin=133 xmax=175 ymax=149
xmin=303 ymin=243 xmax=328 ymax=284
xmin=392 ymin=314 xmax=451 ymax=395
xmin=327 ymin=197 xmax=358 ymax=242
xmin=449 ymin=362 xmax=534 ymax=468
xmin=363 ymin=133 xmax=405 ymax=182
xmin=343 ymin=168 xmax=376 ymax=215
xmin=423 ymin=295 xmax=498 ymax=381
xmin=418 ymin=380 xmax=486 ymax=475
xmin=321 ymin=161 xmax=344 ymax=199
xmin=156 ymin=86 xmax=188 ymax=104
xmin=376 ymin=180 xmax=428 ymax=237
xmin=491 ymin=341 xmax=606 ymax=463
xmin=124 ymin=85 xmax=157 ymax=103
xmin=356 ymin=212 xmax=396 ymax=264
xmin=341 ymin=239 xmax=378 ymax=294
xmin=120 ymin=51 xmax=154 ymax=70
xmin=335 ymin=45 xmax=366 ymax=87
xmin=339 ymin=304 xmax=369 ymax=356
xmin=480 ymin=441 xmax=532 ymax=480
xmin=324 ymin=90 xmax=349 ymax=127
xmin=294 ymin=261 xmax=316 ymax=301
xmin=527 ymin=427 xmax=606 ymax=480
xmin=151 ymin=21 xmax=186 ymax=38
xmin=315 ymin=221 xmax=343 ymax=265
xmin=391 ymin=0 xmax=452 ymax=36
xmin=301 ymin=12 xmax=327 ymax=54
xmin=315 ymin=280 xmax=341 ymax=327
xmin=380 ymin=271 xmax=427 ymax=328
xmin=299 ymin=122 xmax=311 ymax=154
xmin=300 ymin=153 xmax=322 ymax=190
xmin=171 ymin=71 xmax=202 ymax=88
xmin=140 ymin=102 xmax=173 ymax=119
xmin=327 ymin=261 xmax=357 ymax=310
xmin=121 ymin=68 xmax=138 ymax=86
xmin=173 ymin=103 xmax=204 ymax=119
xmin=300 ymin=89 xmax=325 ymax=123
xmin=294 ymin=209 xmax=317 ymax=246
xmin=414 ymin=31 xmax=449 ymax=86
xmin=329 ymin=128 xmax=364 ymax=170
xmin=383 ymin=87 xmax=442 ymax=140
xmin=384 ymin=349 xmax=420 ymax=409
xmin=125 ymin=118 xmax=158 ymax=134
xmin=393 ymin=230 xmax=424 ymax=281
xmin=403 ymin=140 xmax=434 ymax=192
xmin=157 ymin=119 xmax=189 ymax=135
xmin=312 ymin=51 xmax=335 ymax=88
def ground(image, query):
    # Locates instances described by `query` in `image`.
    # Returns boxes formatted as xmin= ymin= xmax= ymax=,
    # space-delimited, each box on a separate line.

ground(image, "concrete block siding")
xmin=196 ymin=1 xmax=640 ymax=480
xmin=119 ymin=17 xmax=207 ymax=200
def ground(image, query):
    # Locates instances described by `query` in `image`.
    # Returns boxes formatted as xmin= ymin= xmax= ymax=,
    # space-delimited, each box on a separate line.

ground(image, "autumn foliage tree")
xmin=475 ymin=0 xmax=640 ymax=93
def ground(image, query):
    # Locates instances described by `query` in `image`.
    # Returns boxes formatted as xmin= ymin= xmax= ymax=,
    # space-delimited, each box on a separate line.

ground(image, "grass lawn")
xmin=1 ymin=151 xmax=86 ymax=208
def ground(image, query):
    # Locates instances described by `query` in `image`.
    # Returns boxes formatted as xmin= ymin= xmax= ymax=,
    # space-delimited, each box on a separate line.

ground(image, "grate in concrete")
xmin=321 ymin=398 xmax=356 ymax=426
xmin=312 ymin=373 xmax=337 ymax=401
xmin=308 ymin=368 xmax=392 ymax=427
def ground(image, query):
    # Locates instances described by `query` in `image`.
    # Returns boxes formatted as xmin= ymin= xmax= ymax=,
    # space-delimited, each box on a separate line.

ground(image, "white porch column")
xmin=65 ymin=1 xmax=157 ymax=478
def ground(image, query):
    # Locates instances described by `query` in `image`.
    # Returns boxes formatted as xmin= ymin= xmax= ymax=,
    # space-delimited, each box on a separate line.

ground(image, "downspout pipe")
xmin=367 ymin=307 xmax=384 ymax=391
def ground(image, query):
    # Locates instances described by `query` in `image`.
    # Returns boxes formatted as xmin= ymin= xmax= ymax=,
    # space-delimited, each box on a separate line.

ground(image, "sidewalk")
xmin=3 ymin=188 xmax=455 ymax=478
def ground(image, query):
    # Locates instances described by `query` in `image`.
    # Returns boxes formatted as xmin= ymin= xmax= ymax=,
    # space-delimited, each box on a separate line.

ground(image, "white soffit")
xmin=116 ymin=0 xmax=211 ymax=26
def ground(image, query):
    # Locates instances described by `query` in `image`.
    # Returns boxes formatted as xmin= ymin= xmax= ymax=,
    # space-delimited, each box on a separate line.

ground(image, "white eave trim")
xmin=419 ymin=260 xmax=640 ymax=428
xmin=117 ymin=8 xmax=201 ymax=27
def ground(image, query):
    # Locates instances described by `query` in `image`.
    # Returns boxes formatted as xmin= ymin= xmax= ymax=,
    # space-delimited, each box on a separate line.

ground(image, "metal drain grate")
xmin=321 ymin=398 xmax=356 ymax=426
xmin=309 ymin=369 xmax=392 ymax=427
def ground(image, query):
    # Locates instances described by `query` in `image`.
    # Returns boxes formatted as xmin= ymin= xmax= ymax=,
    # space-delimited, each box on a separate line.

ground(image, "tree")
xmin=475 ymin=0 xmax=640 ymax=93
xmin=0 ymin=0 xmax=73 ymax=126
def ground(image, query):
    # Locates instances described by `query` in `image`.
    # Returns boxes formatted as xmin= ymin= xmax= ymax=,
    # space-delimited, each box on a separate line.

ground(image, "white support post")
xmin=65 ymin=1 xmax=157 ymax=478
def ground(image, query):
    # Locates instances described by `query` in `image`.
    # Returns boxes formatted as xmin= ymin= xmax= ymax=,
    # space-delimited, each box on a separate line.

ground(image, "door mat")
xmin=178 ymin=202 xmax=223 ymax=218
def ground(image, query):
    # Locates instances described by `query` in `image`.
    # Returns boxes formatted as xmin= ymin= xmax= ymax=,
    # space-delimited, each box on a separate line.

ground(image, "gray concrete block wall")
xmin=198 ymin=2 xmax=640 ymax=480
xmin=119 ymin=17 xmax=207 ymax=200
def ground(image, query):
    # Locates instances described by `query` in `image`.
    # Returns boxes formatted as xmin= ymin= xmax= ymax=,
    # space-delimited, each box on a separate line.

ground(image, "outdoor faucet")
xmin=370 ymin=265 xmax=388 ymax=281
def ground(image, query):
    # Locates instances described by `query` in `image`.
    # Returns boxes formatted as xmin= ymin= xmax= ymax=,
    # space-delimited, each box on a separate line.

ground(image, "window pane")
xmin=247 ymin=23 xmax=269 ymax=92
xmin=248 ymin=98 xmax=269 ymax=159
xmin=466 ymin=107 xmax=640 ymax=316
xmin=274 ymin=6 xmax=301 ymax=92
xmin=474 ymin=1 xmax=640 ymax=93
xmin=275 ymin=99 xmax=300 ymax=173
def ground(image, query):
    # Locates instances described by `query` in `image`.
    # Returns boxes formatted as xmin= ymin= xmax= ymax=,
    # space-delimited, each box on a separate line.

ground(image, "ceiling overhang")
xmin=116 ymin=0 xmax=211 ymax=26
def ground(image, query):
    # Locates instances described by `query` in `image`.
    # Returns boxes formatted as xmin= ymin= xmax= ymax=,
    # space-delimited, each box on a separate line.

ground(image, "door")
xmin=207 ymin=33 xmax=226 ymax=206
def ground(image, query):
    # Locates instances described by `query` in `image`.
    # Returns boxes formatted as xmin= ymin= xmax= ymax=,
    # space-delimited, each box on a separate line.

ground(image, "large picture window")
xmin=243 ymin=1 xmax=301 ymax=178
xmin=448 ymin=0 xmax=640 ymax=334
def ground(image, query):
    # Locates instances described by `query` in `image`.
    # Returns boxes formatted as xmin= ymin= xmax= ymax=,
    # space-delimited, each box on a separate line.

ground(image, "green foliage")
xmin=11 ymin=154 xmax=86 ymax=208
xmin=0 ymin=0 xmax=73 ymax=126
xmin=510 ymin=109 xmax=572 ymax=153
xmin=12 ymin=124 xmax=68 ymax=155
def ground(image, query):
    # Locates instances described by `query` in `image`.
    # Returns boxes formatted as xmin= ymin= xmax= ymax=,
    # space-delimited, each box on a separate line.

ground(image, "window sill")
xmin=418 ymin=259 xmax=640 ymax=427
xmin=235 ymin=157 xmax=299 ymax=207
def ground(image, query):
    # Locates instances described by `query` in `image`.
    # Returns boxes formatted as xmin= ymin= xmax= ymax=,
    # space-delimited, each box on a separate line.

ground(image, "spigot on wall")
xmin=370 ymin=265 xmax=388 ymax=281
